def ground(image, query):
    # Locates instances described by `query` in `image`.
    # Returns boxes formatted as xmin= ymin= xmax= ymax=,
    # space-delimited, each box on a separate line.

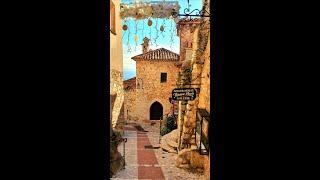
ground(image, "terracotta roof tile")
xmin=131 ymin=48 xmax=179 ymax=61
xmin=123 ymin=77 xmax=136 ymax=90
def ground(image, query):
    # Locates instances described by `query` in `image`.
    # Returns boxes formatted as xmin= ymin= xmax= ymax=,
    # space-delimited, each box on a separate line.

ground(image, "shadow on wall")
xmin=110 ymin=94 xmax=117 ymax=120
xmin=114 ymin=103 xmax=125 ymax=129
xmin=119 ymin=103 xmax=124 ymax=120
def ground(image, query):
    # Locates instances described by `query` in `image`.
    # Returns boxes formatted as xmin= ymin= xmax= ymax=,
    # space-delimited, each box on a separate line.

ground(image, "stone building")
xmin=123 ymin=37 xmax=180 ymax=122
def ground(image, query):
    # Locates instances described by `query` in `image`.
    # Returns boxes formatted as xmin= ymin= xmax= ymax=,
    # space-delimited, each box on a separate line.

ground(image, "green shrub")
xmin=160 ymin=115 xmax=177 ymax=136
xmin=166 ymin=115 xmax=177 ymax=130
xmin=160 ymin=126 xmax=170 ymax=136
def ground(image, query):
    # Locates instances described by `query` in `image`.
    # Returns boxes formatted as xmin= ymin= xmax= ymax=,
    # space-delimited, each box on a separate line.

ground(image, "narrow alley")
xmin=112 ymin=120 xmax=205 ymax=180
xmin=110 ymin=0 xmax=212 ymax=179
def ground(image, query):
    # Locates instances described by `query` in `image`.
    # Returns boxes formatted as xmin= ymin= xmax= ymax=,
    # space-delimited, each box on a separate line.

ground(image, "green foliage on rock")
xmin=167 ymin=115 xmax=177 ymax=130
xmin=161 ymin=115 xmax=177 ymax=136
xmin=182 ymin=68 xmax=192 ymax=85
xmin=161 ymin=126 xmax=170 ymax=136
xmin=110 ymin=129 xmax=123 ymax=148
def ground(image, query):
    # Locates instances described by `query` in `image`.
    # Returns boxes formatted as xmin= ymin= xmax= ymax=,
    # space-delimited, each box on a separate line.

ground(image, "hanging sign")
xmin=172 ymin=88 xmax=196 ymax=101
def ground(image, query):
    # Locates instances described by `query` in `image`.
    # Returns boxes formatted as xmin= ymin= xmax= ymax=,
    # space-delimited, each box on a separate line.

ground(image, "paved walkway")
xmin=111 ymin=121 xmax=205 ymax=180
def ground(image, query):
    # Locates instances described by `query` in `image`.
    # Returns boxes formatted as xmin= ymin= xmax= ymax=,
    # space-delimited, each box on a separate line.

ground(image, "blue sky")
xmin=120 ymin=0 xmax=203 ymax=80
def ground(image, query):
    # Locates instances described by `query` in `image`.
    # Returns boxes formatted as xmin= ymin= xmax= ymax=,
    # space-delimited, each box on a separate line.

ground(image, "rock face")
xmin=160 ymin=129 xmax=179 ymax=153
xmin=197 ymin=32 xmax=210 ymax=112
xmin=110 ymin=130 xmax=125 ymax=177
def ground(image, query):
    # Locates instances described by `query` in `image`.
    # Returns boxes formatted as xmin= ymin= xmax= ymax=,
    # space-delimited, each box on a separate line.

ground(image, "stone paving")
xmin=111 ymin=121 xmax=206 ymax=180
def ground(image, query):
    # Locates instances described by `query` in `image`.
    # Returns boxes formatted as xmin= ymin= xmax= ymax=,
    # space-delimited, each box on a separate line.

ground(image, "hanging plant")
xmin=133 ymin=35 xmax=138 ymax=43
xmin=148 ymin=19 xmax=153 ymax=26
xmin=119 ymin=2 xmax=180 ymax=20
xmin=122 ymin=24 xmax=128 ymax=31
xmin=160 ymin=25 xmax=164 ymax=32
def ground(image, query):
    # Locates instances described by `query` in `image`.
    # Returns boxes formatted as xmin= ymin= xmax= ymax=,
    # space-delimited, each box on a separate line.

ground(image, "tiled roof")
xmin=123 ymin=77 xmax=136 ymax=90
xmin=131 ymin=48 xmax=179 ymax=61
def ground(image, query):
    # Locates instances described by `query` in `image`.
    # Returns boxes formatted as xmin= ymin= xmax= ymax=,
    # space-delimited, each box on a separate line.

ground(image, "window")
xmin=110 ymin=1 xmax=116 ymax=35
xmin=161 ymin=73 xmax=167 ymax=83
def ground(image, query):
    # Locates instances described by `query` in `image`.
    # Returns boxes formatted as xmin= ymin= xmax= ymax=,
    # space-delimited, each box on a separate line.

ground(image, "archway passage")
xmin=150 ymin=101 xmax=163 ymax=120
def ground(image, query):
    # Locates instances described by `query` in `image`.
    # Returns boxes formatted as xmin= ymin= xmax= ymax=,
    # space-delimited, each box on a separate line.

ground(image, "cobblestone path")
xmin=111 ymin=121 xmax=205 ymax=180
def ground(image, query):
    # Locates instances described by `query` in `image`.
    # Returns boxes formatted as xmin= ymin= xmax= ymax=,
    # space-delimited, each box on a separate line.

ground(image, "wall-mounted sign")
xmin=172 ymin=88 xmax=196 ymax=101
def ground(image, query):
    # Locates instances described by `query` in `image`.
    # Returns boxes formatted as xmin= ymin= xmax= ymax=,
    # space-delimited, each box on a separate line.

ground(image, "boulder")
xmin=160 ymin=129 xmax=180 ymax=153
xmin=175 ymin=148 xmax=206 ymax=171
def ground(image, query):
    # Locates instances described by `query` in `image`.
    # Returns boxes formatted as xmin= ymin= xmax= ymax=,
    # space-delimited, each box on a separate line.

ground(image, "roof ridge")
xmin=124 ymin=76 xmax=136 ymax=82
xmin=131 ymin=47 xmax=179 ymax=61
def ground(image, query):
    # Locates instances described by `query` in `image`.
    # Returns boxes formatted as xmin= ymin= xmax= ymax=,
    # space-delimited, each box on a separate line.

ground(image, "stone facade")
xmin=177 ymin=18 xmax=202 ymax=62
xmin=173 ymin=1 xmax=211 ymax=177
xmin=198 ymin=33 xmax=210 ymax=113
xmin=110 ymin=69 xmax=124 ymax=127
xmin=176 ymin=16 xmax=211 ymax=149
xmin=123 ymin=77 xmax=137 ymax=120
xmin=123 ymin=42 xmax=180 ymax=122
xmin=134 ymin=60 xmax=179 ymax=121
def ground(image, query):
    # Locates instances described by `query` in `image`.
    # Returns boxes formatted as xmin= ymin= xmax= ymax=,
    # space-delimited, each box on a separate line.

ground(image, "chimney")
xmin=141 ymin=37 xmax=150 ymax=54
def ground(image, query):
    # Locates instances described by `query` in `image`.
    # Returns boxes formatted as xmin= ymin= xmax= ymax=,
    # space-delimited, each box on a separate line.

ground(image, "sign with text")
xmin=172 ymin=88 xmax=196 ymax=101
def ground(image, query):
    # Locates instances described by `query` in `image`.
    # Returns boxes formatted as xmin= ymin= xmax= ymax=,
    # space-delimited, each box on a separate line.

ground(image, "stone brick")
xmin=110 ymin=69 xmax=124 ymax=128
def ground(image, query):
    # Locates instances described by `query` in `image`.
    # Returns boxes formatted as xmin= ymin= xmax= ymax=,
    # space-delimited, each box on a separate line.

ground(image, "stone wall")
xmin=123 ymin=88 xmax=137 ymax=121
xmin=177 ymin=20 xmax=202 ymax=62
xmin=176 ymin=17 xmax=211 ymax=151
xmin=198 ymin=33 xmax=210 ymax=112
xmin=110 ymin=69 xmax=124 ymax=128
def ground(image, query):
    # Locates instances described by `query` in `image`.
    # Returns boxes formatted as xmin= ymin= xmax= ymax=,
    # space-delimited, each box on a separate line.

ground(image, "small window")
xmin=161 ymin=73 xmax=167 ymax=83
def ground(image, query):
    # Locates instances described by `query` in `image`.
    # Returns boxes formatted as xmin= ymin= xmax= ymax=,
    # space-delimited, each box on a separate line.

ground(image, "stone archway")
xmin=150 ymin=101 xmax=163 ymax=120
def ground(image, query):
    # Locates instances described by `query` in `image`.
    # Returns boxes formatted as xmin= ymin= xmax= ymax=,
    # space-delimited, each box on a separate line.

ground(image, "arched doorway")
xmin=150 ymin=101 xmax=163 ymax=120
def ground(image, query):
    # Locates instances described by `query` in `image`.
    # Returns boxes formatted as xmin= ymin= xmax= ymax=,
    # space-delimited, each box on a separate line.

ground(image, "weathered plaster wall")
xmin=110 ymin=0 xmax=124 ymax=128
xmin=110 ymin=0 xmax=123 ymax=72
